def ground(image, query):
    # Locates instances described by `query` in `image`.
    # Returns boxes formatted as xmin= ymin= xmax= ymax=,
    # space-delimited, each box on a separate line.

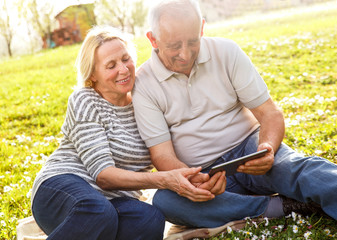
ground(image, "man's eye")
xmin=169 ymin=45 xmax=181 ymax=50
xmin=122 ymin=57 xmax=130 ymax=62
xmin=189 ymin=40 xmax=199 ymax=46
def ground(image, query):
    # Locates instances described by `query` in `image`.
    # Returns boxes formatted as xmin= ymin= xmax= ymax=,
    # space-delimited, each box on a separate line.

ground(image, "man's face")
xmin=149 ymin=14 xmax=204 ymax=76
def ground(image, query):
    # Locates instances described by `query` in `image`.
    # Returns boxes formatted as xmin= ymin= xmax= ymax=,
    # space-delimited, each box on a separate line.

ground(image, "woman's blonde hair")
xmin=75 ymin=25 xmax=136 ymax=88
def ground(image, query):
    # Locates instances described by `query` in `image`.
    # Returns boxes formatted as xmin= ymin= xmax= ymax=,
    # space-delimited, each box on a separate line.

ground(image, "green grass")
xmin=1 ymin=3 xmax=337 ymax=239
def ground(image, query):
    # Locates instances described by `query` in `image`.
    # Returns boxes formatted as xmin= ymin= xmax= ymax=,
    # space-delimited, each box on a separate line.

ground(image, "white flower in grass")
xmin=304 ymin=231 xmax=312 ymax=239
xmin=314 ymin=150 xmax=323 ymax=155
xmin=24 ymin=176 xmax=31 ymax=182
xmin=264 ymin=217 xmax=269 ymax=226
xmin=26 ymin=189 xmax=32 ymax=198
xmin=234 ymin=237 xmax=239 ymax=240
xmin=324 ymin=229 xmax=331 ymax=235
xmin=252 ymin=221 xmax=258 ymax=228
xmin=262 ymin=230 xmax=271 ymax=236
xmin=4 ymin=186 xmax=13 ymax=193
xmin=297 ymin=219 xmax=305 ymax=225
xmin=293 ymin=225 xmax=299 ymax=233
xmin=317 ymin=110 xmax=324 ymax=116
xmin=226 ymin=226 xmax=232 ymax=234
xmin=278 ymin=225 xmax=284 ymax=231
xmin=292 ymin=212 xmax=297 ymax=221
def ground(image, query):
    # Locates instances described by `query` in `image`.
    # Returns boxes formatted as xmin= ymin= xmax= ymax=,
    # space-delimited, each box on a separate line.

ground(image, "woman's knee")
xmin=75 ymin=196 xmax=118 ymax=223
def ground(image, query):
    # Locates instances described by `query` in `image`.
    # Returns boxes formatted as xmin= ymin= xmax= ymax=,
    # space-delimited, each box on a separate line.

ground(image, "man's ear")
xmin=200 ymin=18 xmax=206 ymax=37
xmin=146 ymin=31 xmax=158 ymax=48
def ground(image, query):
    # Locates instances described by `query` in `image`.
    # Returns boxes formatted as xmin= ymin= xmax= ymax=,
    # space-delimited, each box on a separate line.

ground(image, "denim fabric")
xmin=153 ymin=129 xmax=337 ymax=228
xmin=32 ymin=174 xmax=165 ymax=240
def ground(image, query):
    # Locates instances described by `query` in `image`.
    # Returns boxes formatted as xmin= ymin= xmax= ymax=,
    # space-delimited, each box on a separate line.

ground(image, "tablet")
xmin=208 ymin=149 xmax=268 ymax=177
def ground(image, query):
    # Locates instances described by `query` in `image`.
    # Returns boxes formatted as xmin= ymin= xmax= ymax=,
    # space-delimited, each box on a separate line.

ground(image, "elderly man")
xmin=132 ymin=0 xmax=337 ymax=228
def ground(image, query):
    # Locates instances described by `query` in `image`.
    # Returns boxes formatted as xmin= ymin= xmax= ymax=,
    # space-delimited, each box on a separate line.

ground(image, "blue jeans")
xmin=153 ymin=129 xmax=337 ymax=228
xmin=32 ymin=174 xmax=165 ymax=240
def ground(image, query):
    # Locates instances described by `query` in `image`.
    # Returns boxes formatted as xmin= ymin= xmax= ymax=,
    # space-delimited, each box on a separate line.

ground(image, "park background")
xmin=1 ymin=0 xmax=337 ymax=239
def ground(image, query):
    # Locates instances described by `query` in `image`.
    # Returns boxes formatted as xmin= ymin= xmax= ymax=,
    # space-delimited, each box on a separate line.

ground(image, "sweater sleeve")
xmin=61 ymin=89 xmax=115 ymax=181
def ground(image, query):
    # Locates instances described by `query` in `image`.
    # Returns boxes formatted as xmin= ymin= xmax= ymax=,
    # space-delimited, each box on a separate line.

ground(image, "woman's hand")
xmin=164 ymin=167 xmax=215 ymax=202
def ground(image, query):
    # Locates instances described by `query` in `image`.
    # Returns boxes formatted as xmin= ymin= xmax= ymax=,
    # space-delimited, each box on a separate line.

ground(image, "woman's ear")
xmin=90 ymin=74 xmax=97 ymax=83
xmin=146 ymin=31 xmax=158 ymax=49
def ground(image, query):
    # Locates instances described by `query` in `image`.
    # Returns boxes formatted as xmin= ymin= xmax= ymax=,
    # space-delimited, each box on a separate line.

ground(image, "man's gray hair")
xmin=148 ymin=0 xmax=203 ymax=39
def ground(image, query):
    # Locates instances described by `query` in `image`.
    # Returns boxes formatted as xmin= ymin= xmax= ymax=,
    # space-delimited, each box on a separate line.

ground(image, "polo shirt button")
xmin=188 ymin=83 xmax=192 ymax=87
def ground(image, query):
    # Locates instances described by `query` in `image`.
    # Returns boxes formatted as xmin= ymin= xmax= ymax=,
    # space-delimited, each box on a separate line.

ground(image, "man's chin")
xmin=175 ymin=66 xmax=193 ymax=75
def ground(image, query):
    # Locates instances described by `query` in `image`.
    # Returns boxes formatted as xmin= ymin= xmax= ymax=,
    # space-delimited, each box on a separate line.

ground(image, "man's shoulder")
xmin=136 ymin=60 xmax=152 ymax=78
xmin=135 ymin=60 xmax=159 ymax=89
xmin=203 ymin=37 xmax=240 ymax=49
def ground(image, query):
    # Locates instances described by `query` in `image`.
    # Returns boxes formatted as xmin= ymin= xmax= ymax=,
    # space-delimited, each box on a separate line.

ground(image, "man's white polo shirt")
xmin=133 ymin=37 xmax=270 ymax=168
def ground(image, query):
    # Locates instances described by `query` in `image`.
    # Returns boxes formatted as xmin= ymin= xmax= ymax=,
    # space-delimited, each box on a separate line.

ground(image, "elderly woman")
xmin=31 ymin=26 xmax=211 ymax=240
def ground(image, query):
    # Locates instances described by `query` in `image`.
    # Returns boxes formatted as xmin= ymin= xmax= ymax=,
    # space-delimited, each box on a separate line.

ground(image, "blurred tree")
xmin=0 ymin=0 xmax=16 ymax=56
xmin=95 ymin=0 xmax=148 ymax=35
xmin=18 ymin=0 xmax=56 ymax=48
xmin=128 ymin=0 xmax=148 ymax=35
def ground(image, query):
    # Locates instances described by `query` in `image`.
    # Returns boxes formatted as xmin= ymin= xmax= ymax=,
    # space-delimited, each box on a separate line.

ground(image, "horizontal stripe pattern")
xmin=32 ymin=88 xmax=152 ymax=201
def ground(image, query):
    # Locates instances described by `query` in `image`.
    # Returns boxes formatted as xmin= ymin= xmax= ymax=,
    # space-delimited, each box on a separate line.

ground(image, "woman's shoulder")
xmin=67 ymin=87 xmax=101 ymax=122
xmin=69 ymin=87 xmax=97 ymax=102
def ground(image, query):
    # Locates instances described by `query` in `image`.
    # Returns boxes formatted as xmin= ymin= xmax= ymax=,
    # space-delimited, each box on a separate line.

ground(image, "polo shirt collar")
xmin=150 ymin=49 xmax=174 ymax=82
xmin=149 ymin=38 xmax=211 ymax=82
xmin=197 ymin=37 xmax=211 ymax=65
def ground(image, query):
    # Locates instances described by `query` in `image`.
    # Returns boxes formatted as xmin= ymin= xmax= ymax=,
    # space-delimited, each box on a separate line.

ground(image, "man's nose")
xmin=179 ymin=45 xmax=191 ymax=60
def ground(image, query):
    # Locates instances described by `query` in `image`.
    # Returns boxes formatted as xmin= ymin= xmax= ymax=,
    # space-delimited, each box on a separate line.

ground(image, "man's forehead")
xmin=158 ymin=20 xmax=201 ymax=42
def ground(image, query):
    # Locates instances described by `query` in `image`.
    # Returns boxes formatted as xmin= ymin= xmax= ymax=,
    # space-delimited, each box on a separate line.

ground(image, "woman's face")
xmin=91 ymin=39 xmax=135 ymax=104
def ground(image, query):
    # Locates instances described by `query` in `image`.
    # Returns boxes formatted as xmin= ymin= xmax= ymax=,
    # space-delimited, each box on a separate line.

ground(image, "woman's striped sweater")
xmin=31 ymin=87 xmax=152 ymax=202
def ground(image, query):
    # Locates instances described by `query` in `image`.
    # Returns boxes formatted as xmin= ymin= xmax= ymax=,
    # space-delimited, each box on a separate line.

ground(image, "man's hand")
xmin=189 ymin=171 xmax=227 ymax=195
xmin=237 ymin=143 xmax=274 ymax=175
xmin=165 ymin=167 xmax=215 ymax=202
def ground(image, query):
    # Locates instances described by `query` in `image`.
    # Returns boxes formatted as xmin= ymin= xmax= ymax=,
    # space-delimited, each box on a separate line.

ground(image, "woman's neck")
xmin=94 ymin=88 xmax=132 ymax=106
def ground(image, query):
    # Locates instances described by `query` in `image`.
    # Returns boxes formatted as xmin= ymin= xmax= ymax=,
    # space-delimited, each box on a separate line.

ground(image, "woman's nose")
xmin=118 ymin=63 xmax=129 ymax=73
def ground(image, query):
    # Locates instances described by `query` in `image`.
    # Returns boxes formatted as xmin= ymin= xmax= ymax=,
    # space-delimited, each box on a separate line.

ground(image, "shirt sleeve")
xmin=61 ymin=90 xmax=115 ymax=181
xmin=132 ymin=81 xmax=171 ymax=148
xmin=229 ymin=42 xmax=270 ymax=109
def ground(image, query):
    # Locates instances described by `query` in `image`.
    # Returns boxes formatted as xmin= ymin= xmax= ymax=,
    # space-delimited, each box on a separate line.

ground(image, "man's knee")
xmin=138 ymin=205 xmax=165 ymax=240
xmin=153 ymin=189 xmax=176 ymax=214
